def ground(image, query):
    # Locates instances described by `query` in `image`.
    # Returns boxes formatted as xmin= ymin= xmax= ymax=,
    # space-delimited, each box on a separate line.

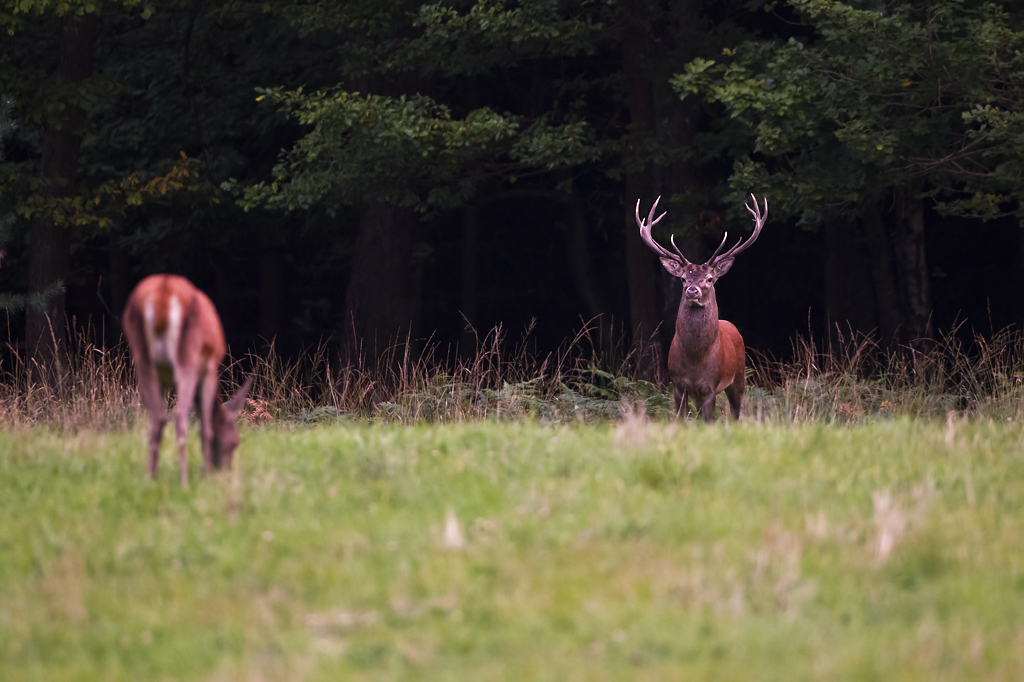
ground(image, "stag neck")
xmin=675 ymin=287 xmax=720 ymax=357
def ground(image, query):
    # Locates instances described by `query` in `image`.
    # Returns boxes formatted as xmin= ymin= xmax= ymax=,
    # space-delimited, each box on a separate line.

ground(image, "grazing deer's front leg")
xmin=173 ymin=368 xmax=199 ymax=487
xmin=198 ymin=368 xmax=219 ymax=472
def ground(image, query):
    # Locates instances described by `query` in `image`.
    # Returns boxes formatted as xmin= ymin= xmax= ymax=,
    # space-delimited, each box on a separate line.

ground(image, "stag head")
xmin=635 ymin=195 xmax=768 ymax=308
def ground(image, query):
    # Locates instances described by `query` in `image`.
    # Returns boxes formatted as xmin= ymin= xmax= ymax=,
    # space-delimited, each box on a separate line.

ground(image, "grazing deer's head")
xmin=210 ymin=377 xmax=253 ymax=469
xmin=636 ymin=195 xmax=768 ymax=309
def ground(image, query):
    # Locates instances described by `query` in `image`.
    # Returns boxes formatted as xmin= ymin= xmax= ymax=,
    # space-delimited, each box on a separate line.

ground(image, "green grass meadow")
xmin=2 ymin=418 xmax=1024 ymax=680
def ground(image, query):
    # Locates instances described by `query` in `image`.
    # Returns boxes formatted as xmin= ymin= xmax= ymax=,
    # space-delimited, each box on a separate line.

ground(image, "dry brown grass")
xmin=3 ymin=318 xmax=1024 ymax=430
xmin=0 ymin=320 xmax=652 ymax=430
xmin=746 ymin=324 xmax=1024 ymax=423
xmin=0 ymin=324 xmax=140 ymax=431
xmin=234 ymin=322 xmax=659 ymax=424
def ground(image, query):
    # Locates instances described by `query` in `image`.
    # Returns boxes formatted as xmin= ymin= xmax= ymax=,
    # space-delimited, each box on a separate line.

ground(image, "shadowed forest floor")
xmin=2 ymin=418 xmax=1023 ymax=680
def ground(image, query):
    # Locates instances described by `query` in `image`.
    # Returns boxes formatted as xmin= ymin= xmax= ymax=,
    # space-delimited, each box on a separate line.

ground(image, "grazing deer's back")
xmin=124 ymin=275 xmax=226 ymax=367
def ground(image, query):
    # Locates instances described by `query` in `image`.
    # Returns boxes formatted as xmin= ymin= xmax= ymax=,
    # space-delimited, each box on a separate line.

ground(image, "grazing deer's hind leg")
xmin=137 ymin=367 xmax=166 ymax=478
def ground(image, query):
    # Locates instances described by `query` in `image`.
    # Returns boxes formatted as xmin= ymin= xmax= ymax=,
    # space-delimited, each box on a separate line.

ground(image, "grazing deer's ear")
xmin=224 ymin=376 xmax=253 ymax=418
xmin=660 ymin=257 xmax=687 ymax=278
xmin=712 ymin=258 xmax=734 ymax=278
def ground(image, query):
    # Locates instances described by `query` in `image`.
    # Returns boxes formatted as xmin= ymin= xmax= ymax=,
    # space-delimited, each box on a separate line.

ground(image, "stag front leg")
xmin=699 ymin=391 xmax=717 ymax=423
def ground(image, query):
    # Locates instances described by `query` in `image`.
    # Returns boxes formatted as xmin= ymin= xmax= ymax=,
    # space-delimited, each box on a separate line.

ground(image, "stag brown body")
xmin=667 ymin=267 xmax=746 ymax=420
xmin=636 ymin=196 xmax=767 ymax=421
xmin=123 ymin=274 xmax=251 ymax=486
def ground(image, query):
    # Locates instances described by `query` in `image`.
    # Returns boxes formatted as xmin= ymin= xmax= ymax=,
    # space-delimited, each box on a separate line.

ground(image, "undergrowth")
xmin=2 ymin=320 xmax=1024 ymax=430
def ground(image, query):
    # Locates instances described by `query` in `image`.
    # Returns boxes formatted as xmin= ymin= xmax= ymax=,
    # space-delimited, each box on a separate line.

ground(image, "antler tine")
xmin=745 ymin=193 xmax=768 ymax=226
xmin=703 ymin=231 xmax=729 ymax=264
xmin=635 ymin=197 xmax=688 ymax=264
xmin=647 ymin=196 xmax=667 ymax=231
xmin=669 ymin=234 xmax=690 ymax=261
xmin=710 ymin=194 xmax=768 ymax=265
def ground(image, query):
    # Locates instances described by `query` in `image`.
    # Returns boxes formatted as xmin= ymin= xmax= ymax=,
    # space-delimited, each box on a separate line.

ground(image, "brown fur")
xmin=150 ymin=286 xmax=170 ymax=335
xmin=122 ymin=274 xmax=251 ymax=486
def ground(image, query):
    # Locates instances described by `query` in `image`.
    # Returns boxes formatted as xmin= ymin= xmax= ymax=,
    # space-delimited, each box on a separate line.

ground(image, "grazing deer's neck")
xmin=676 ymin=290 xmax=720 ymax=356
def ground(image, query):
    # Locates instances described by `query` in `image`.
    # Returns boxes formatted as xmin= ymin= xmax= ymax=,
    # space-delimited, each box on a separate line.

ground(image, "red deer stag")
xmin=123 ymin=275 xmax=252 ymax=486
xmin=636 ymin=195 xmax=767 ymax=421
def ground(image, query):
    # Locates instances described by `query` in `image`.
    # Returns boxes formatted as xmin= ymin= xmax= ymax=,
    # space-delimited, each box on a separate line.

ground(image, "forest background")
xmin=2 ymin=0 xmax=1024 ymax=382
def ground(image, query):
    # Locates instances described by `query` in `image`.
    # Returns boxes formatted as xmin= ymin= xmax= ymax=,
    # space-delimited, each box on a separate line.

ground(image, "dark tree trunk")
xmin=342 ymin=202 xmax=421 ymax=365
xmin=861 ymin=200 xmax=902 ymax=345
xmin=892 ymin=190 xmax=933 ymax=347
xmin=27 ymin=14 xmax=97 ymax=385
xmin=28 ymin=219 xmax=70 ymax=375
xmin=259 ymin=248 xmax=281 ymax=342
xmin=460 ymin=204 xmax=478 ymax=359
xmin=565 ymin=197 xmax=614 ymax=356
xmin=624 ymin=172 xmax=661 ymax=380
xmin=108 ymin=234 xmax=128 ymax=320
xmin=824 ymin=216 xmax=877 ymax=337
xmin=566 ymin=198 xmax=608 ymax=321
xmin=622 ymin=4 xmax=661 ymax=381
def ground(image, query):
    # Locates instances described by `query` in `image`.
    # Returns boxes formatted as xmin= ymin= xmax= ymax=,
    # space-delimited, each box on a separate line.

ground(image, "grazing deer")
xmin=122 ymin=274 xmax=252 ymax=486
xmin=636 ymin=195 xmax=767 ymax=421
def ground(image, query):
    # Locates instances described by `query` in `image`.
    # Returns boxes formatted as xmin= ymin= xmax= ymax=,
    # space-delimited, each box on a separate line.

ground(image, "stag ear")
xmin=712 ymin=257 xmax=734 ymax=279
xmin=223 ymin=376 xmax=253 ymax=419
xmin=660 ymin=257 xmax=687 ymax=278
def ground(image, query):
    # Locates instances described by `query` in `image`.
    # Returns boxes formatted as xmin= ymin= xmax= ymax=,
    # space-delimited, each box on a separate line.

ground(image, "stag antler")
xmin=636 ymin=196 xmax=690 ymax=265
xmin=709 ymin=194 xmax=767 ymax=266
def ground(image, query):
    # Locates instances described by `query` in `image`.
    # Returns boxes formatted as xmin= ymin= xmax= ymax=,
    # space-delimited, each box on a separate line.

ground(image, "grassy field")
xmin=2 ymin=417 xmax=1023 ymax=680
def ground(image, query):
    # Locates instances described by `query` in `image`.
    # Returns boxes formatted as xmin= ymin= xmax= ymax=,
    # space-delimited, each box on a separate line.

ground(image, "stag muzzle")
xmin=684 ymin=285 xmax=702 ymax=300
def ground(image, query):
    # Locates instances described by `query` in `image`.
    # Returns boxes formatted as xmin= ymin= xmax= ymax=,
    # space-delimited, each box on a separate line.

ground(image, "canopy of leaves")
xmin=0 ymin=0 xmax=153 ymax=30
xmin=674 ymin=0 xmax=1024 ymax=223
xmin=234 ymin=88 xmax=600 ymax=212
xmin=233 ymin=0 xmax=742 ymax=217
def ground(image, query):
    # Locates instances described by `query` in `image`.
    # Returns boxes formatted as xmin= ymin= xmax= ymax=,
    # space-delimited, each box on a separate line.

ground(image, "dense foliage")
xmin=677 ymin=0 xmax=1024 ymax=222
xmin=0 ymin=0 xmax=1023 ymax=374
